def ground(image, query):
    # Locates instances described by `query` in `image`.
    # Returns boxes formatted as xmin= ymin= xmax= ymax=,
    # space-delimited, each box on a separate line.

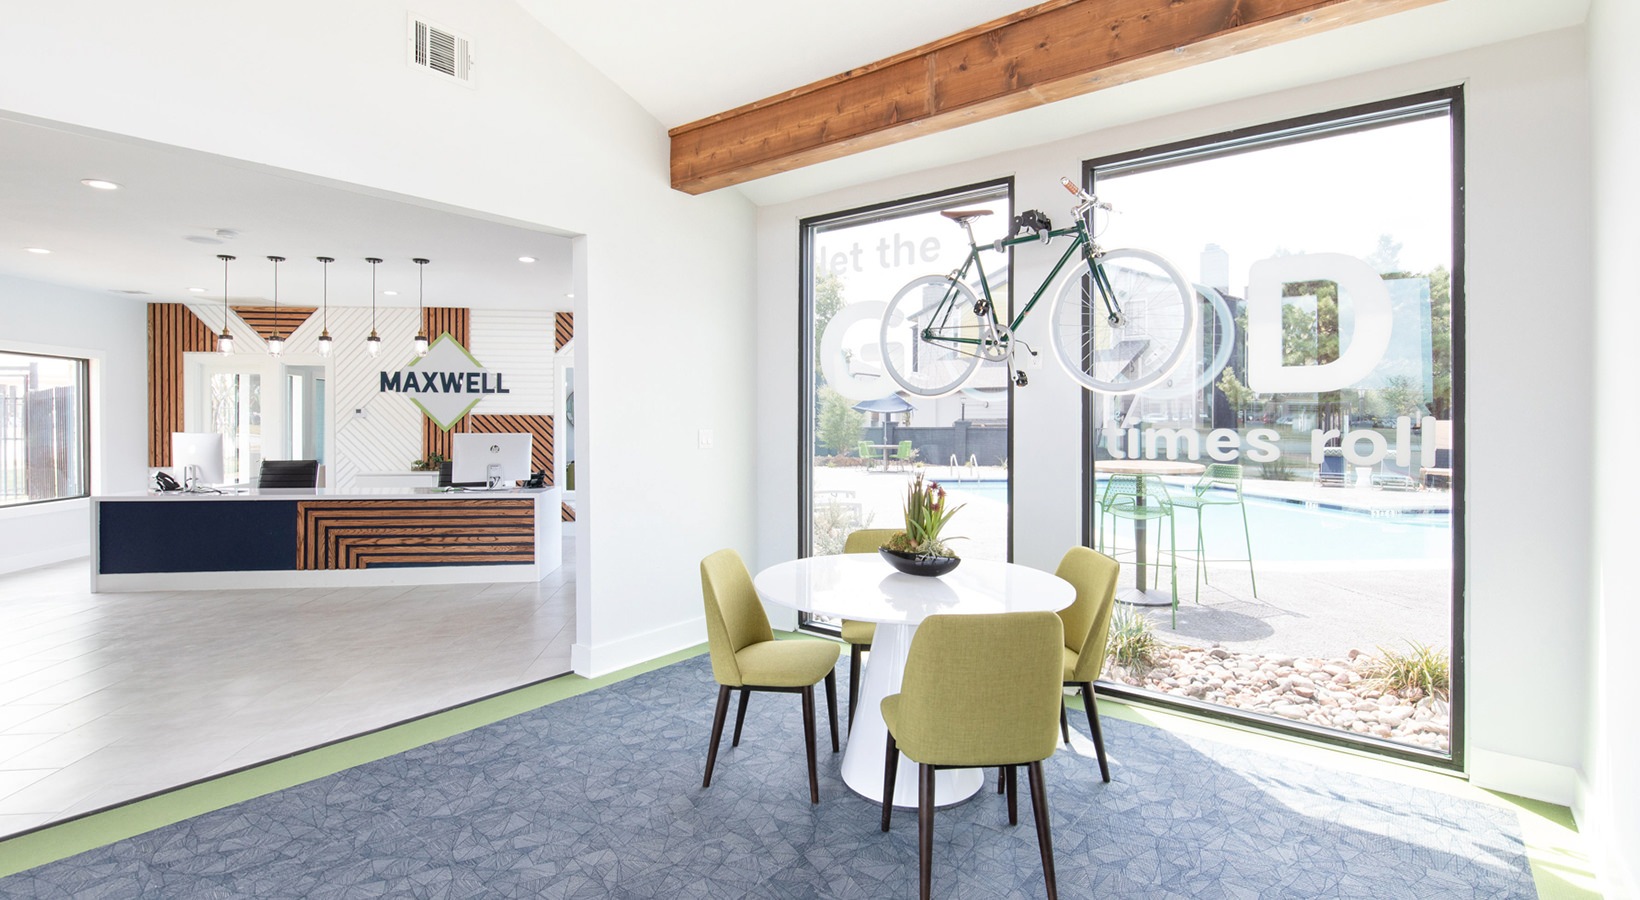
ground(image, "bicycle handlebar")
xmin=1060 ymin=176 xmax=1111 ymax=213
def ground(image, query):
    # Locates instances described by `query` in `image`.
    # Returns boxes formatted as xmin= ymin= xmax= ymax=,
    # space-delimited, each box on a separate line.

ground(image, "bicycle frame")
xmin=920 ymin=213 xmax=1112 ymax=353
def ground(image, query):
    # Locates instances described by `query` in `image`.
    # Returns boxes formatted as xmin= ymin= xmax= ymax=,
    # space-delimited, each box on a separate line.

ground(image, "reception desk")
xmin=91 ymin=487 xmax=561 ymax=592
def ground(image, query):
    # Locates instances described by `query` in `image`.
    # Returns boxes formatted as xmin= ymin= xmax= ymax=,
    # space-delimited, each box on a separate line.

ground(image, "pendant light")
xmin=316 ymin=256 xmax=334 ymax=356
xmin=412 ymin=257 xmax=430 ymax=357
xmin=266 ymin=256 xmax=285 ymax=356
xmin=216 ymin=254 xmax=236 ymax=355
xmin=365 ymin=257 xmax=383 ymax=356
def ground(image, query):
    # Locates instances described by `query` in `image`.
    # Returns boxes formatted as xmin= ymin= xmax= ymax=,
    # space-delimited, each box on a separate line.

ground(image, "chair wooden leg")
xmin=824 ymin=670 xmax=839 ymax=752
xmin=996 ymin=766 xmax=1005 ymax=794
xmin=731 ymin=688 xmax=751 ymax=747
xmin=703 ymin=685 xmax=732 ymax=788
xmin=1081 ymin=683 xmax=1110 ymax=783
xmin=1006 ymin=765 xmax=1018 ymax=825
xmin=918 ymin=763 xmax=935 ymax=900
xmin=1059 ymin=698 xmax=1071 ymax=745
xmin=1027 ymin=760 xmax=1058 ymax=900
xmin=881 ymin=733 xmax=899 ymax=832
xmin=801 ymin=685 xmax=819 ymax=804
xmin=848 ymin=643 xmax=863 ymax=733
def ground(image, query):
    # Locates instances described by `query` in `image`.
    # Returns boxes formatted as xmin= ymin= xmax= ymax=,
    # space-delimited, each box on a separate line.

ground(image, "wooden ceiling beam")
xmin=668 ymin=0 xmax=1443 ymax=194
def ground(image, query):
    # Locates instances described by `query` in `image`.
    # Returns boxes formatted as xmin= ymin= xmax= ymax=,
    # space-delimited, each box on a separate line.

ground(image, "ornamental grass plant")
xmin=883 ymin=472 xmax=965 ymax=558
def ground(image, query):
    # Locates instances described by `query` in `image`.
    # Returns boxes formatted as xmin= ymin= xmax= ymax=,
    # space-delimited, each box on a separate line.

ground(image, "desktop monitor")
xmin=450 ymin=432 xmax=533 ymax=488
xmin=171 ymin=432 xmax=225 ymax=489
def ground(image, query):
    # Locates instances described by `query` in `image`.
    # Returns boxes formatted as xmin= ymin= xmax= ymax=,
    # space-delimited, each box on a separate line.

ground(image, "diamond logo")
xmin=377 ymin=334 xmax=510 ymax=431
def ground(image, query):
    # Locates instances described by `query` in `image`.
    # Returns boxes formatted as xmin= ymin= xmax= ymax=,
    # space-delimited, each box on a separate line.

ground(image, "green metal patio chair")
xmin=890 ymin=439 xmax=915 ymax=470
xmin=1170 ymin=463 xmax=1257 ymax=604
xmin=1097 ymin=473 xmax=1181 ymax=627
xmin=857 ymin=440 xmax=878 ymax=471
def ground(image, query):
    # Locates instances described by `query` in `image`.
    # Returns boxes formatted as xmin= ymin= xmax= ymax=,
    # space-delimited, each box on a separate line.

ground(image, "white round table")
xmin=753 ymin=554 xmax=1073 ymax=807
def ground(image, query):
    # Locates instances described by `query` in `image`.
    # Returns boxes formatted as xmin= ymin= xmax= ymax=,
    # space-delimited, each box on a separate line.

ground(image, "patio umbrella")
xmin=850 ymin=394 xmax=916 ymax=415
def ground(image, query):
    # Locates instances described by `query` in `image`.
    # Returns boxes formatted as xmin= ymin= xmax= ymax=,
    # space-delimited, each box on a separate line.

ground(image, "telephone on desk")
xmin=154 ymin=471 xmax=182 ymax=492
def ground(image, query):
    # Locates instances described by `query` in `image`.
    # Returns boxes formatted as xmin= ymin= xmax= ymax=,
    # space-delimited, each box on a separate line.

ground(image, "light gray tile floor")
xmin=0 ymin=538 xmax=575 ymax=836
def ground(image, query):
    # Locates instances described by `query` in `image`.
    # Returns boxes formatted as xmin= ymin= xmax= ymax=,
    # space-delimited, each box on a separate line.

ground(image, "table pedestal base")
xmin=1116 ymin=587 xmax=1177 ymax=607
xmin=840 ymin=622 xmax=981 ymax=808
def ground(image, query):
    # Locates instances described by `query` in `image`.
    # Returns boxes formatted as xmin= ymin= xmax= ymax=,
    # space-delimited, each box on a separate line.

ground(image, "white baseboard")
xmin=0 ymin=546 xmax=87 ymax=576
xmin=573 ymin=617 xmax=704 ymax=678
xmin=1466 ymin=747 xmax=1579 ymax=806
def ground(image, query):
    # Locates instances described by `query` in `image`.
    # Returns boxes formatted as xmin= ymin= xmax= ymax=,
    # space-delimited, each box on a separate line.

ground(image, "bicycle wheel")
xmin=1048 ymin=248 xmax=1196 ymax=394
xmin=879 ymin=274 xmax=984 ymax=397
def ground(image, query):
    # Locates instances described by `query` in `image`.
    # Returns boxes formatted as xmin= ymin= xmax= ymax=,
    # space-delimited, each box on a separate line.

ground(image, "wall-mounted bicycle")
xmin=878 ymin=178 xmax=1196 ymax=396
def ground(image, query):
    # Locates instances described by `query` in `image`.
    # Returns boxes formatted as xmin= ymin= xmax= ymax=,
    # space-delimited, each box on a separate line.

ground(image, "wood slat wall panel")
xmin=147 ymin=303 xmax=218 ymax=466
xmin=296 ymin=499 xmax=535 ymax=569
xmin=231 ymin=306 xmax=317 ymax=340
xmin=422 ymin=307 xmax=472 ymax=460
xmin=555 ymin=312 xmax=574 ymax=350
xmin=469 ymin=414 xmax=554 ymax=484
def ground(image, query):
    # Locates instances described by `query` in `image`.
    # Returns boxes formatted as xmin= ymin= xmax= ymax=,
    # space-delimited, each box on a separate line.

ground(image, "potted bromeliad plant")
xmin=879 ymin=471 xmax=966 ymax=576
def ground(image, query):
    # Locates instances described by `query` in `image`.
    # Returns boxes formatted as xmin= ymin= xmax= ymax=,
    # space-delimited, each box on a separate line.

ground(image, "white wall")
xmin=756 ymin=28 xmax=1595 ymax=804
xmin=1584 ymin=1 xmax=1639 ymax=896
xmin=0 ymin=1 xmax=757 ymax=675
xmin=0 ymin=275 xmax=147 ymax=573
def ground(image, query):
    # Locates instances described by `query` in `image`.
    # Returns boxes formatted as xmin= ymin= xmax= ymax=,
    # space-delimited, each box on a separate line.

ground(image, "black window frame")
xmin=1079 ymin=87 xmax=1467 ymax=771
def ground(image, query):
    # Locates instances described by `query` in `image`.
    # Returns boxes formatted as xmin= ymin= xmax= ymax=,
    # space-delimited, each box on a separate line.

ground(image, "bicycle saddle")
xmin=940 ymin=209 xmax=993 ymax=222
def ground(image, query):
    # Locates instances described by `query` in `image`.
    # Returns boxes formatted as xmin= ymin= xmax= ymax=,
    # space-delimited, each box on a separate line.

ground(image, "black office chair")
xmin=258 ymin=459 xmax=319 ymax=488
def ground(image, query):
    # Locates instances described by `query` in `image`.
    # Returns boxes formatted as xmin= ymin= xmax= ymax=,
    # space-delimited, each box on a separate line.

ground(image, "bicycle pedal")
xmin=1013 ymin=371 xmax=1029 ymax=387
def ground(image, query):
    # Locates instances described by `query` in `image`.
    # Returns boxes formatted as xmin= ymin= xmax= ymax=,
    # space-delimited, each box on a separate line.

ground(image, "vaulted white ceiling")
xmin=0 ymin=0 xmax=1589 ymax=309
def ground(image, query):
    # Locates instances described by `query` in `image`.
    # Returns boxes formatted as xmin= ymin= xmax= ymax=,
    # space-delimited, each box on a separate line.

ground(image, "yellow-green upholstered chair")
xmin=1054 ymin=546 xmax=1121 ymax=783
xmin=880 ymin=612 xmax=1064 ymax=900
xmin=700 ymin=548 xmax=841 ymax=804
xmin=840 ymin=527 xmax=900 ymax=731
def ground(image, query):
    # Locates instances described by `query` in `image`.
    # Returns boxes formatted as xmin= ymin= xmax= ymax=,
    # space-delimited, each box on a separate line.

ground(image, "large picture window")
xmin=1082 ymin=91 xmax=1462 ymax=763
xmin=0 ymin=351 xmax=90 ymax=507
xmin=800 ymin=182 xmax=1014 ymax=608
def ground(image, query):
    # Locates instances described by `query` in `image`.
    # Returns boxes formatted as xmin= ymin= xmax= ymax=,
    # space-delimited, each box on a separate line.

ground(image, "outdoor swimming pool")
xmin=943 ymin=479 xmax=1450 ymax=563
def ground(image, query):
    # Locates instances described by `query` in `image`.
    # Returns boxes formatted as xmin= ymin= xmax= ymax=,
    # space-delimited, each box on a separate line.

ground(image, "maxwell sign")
xmin=379 ymin=334 xmax=509 ymax=430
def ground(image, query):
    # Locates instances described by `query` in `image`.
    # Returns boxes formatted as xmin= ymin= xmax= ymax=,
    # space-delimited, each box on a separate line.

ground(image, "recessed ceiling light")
xmin=188 ymin=287 xmax=208 ymax=293
xmin=518 ymin=256 xmax=537 ymax=263
xmin=565 ymin=292 xmax=574 ymax=299
xmin=81 ymin=178 xmax=122 ymax=190
xmin=383 ymin=290 xmax=398 ymax=296
xmin=25 ymin=247 xmax=51 ymax=254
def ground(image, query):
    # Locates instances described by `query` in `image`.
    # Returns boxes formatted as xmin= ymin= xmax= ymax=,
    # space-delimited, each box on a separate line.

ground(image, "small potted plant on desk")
xmin=880 ymin=471 xmax=965 ymax=576
xmin=410 ymin=452 xmax=447 ymax=472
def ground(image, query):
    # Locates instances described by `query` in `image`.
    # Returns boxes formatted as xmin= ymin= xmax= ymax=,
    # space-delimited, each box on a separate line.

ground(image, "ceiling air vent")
xmin=409 ymin=15 xmax=473 ymax=85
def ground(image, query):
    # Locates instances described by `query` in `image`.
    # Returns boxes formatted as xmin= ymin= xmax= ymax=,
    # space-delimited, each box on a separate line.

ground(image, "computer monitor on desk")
xmin=171 ymin=432 xmax=225 ymax=490
xmin=451 ymin=432 xmax=532 ymax=489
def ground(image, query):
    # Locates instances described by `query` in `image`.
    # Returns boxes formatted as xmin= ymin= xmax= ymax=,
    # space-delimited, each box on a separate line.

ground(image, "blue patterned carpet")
xmin=1 ymin=654 xmax=1534 ymax=898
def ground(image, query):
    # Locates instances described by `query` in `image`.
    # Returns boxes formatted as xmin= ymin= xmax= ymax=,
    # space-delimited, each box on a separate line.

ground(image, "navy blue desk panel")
xmin=99 ymin=500 xmax=300 ymax=574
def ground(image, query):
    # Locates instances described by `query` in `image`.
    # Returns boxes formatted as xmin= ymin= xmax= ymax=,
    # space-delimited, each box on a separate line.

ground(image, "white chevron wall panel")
xmin=328 ymin=307 xmax=421 ymax=489
xmin=470 ymin=310 xmax=555 ymax=415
